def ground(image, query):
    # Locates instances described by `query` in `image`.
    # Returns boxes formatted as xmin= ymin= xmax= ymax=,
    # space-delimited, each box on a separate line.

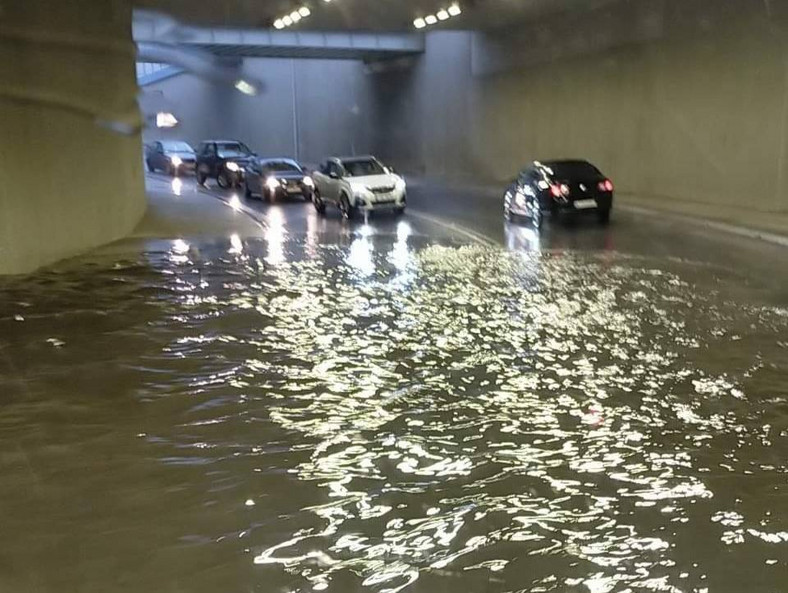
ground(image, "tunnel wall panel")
xmin=143 ymin=57 xmax=375 ymax=167
xmin=0 ymin=0 xmax=146 ymax=275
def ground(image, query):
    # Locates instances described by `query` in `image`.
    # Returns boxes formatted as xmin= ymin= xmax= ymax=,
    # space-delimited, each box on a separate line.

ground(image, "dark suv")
xmin=195 ymin=140 xmax=256 ymax=189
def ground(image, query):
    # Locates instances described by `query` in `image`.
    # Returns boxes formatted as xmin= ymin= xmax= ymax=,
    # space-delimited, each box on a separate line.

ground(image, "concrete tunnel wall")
xmin=370 ymin=0 xmax=788 ymax=215
xmin=143 ymin=57 xmax=376 ymax=167
xmin=0 ymin=0 xmax=146 ymax=275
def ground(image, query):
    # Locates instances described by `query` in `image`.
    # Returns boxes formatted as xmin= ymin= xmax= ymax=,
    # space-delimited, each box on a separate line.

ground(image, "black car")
xmin=195 ymin=140 xmax=256 ymax=189
xmin=503 ymin=160 xmax=614 ymax=228
xmin=243 ymin=158 xmax=314 ymax=202
xmin=145 ymin=140 xmax=196 ymax=176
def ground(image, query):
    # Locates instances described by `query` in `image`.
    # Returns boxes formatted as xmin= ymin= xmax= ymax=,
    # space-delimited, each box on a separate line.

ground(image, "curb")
xmin=618 ymin=203 xmax=788 ymax=248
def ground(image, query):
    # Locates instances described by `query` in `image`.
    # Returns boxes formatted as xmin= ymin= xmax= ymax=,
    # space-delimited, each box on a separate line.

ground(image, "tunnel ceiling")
xmin=134 ymin=0 xmax=621 ymax=31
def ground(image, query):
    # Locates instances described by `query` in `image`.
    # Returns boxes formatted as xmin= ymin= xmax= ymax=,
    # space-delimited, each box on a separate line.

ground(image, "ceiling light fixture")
xmin=414 ymin=3 xmax=461 ymax=29
xmin=274 ymin=5 xmax=314 ymax=29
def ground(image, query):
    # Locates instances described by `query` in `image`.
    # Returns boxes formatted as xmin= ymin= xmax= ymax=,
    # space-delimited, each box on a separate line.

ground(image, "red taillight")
xmin=550 ymin=184 xmax=562 ymax=198
xmin=598 ymin=179 xmax=614 ymax=192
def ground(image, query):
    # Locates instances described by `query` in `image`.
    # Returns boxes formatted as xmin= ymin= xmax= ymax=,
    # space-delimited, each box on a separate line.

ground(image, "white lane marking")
xmin=407 ymin=209 xmax=498 ymax=246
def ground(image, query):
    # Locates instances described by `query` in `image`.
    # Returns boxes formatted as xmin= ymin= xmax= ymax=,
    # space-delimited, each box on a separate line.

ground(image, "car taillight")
xmin=550 ymin=185 xmax=562 ymax=198
xmin=598 ymin=179 xmax=614 ymax=192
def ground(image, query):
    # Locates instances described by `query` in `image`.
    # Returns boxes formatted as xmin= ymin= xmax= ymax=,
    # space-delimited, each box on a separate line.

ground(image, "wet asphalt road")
xmin=0 ymin=173 xmax=786 ymax=593
xmin=154 ymin=172 xmax=788 ymax=305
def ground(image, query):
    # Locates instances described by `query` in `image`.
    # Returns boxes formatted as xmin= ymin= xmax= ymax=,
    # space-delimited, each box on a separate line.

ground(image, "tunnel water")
xmin=1 ymin=233 xmax=787 ymax=592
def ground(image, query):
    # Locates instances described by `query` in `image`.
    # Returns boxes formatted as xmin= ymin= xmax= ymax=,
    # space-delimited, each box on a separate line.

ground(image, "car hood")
xmin=347 ymin=174 xmax=400 ymax=189
xmin=167 ymin=151 xmax=196 ymax=160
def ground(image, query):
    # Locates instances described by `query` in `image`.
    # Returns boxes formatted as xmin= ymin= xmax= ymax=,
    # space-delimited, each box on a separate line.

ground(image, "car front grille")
xmin=371 ymin=186 xmax=395 ymax=194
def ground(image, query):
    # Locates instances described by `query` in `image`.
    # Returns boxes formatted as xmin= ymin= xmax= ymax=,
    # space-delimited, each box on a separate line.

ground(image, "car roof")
xmin=200 ymin=139 xmax=245 ymax=144
xmin=537 ymin=159 xmax=594 ymax=168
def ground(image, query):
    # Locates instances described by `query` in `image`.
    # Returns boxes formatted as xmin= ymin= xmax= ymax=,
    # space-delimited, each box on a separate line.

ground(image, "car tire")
xmin=244 ymin=181 xmax=253 ymax=199
xmin=313 ymin=190 xmax=326 ymax=215
xmin=597 ymin=208 xmax=611 ymax=225
xmin=217 ymin=171 xmax=231 ymax=189
xmin=339 ymin=194 xmax=355 ymax=220
xmin=196 ymin=171 xmax=207 ymax=186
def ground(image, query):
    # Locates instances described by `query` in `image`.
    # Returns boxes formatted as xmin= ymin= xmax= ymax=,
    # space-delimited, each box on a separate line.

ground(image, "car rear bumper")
xmin=547 ymin=193 xmax=613 ymax=212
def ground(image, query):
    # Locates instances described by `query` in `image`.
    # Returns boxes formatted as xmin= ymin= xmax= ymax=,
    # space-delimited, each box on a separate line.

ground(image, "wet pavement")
xmin=0 ymin=173 xmax=787 ymax=592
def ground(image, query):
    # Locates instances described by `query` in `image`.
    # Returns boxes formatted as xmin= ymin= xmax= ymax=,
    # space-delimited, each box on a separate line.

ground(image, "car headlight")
xmin=395 ymin=176 xmax=406 ymax=191
xmin=265 ymin=176 xmax=280 ymax=190
xmin=302 ymin=176 xmax=315 ymax=188
xmin=226 ymin=162 xmax=240 ymax=172
xmin=170 ymin=155 xmax=182 ymax=167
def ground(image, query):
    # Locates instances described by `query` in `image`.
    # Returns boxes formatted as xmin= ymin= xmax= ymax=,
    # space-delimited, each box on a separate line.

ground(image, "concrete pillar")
xmin=0 ymin=0 xmax=145 ymax=274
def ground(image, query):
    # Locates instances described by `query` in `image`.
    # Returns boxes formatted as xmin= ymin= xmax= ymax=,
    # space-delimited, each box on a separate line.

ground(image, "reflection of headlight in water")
xmin=226 ymin=162 xmax=240 ymax=172
xmin=505 ymin=223 xmax=540 ymax=253
xmin=347 ymin=237 xmax=374 ymax=276
xmin=265 ymin=207 xmax=287 ymax=266
xmin=171 ymin=178 xmax=182 ymax=196
xmin=229 ymin=195 xmax=241 ymax=211
xmin=170 ymin=155 xmax=182 ymax=167
xmin=229 ymin=233 xmax=243 ymax=254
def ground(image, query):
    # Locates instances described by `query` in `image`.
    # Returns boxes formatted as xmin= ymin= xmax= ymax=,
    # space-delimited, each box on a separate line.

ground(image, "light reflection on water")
xmin=0 ymin=236 xmax=787 ymax=592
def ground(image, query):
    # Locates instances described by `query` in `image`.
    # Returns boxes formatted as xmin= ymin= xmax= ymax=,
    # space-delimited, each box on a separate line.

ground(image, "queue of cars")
xmin=145 ymin=138 xmax=612 ymax=227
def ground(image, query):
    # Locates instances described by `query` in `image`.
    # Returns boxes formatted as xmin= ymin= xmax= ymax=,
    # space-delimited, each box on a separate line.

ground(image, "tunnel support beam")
xmin=0 ymin=0 xmax=145 ymax=275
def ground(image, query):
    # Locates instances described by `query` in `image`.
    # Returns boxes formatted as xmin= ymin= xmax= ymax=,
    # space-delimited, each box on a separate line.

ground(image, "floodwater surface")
xmin=1 ymin=229 xmax=787 ymax=593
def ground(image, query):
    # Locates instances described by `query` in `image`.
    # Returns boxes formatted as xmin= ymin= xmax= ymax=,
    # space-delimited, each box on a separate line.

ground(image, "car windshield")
xmin=544 ymin=161 xmax=601 ymax=179
xmin=341 ymin=159 xmax=385 ymax=177
xmin=263 ymin=161 xmax=301 ymax=173
xmin=217 ymin=142 xmax=252 ymax=157
xmin=161 ymin=141 xmax=193 ymax=153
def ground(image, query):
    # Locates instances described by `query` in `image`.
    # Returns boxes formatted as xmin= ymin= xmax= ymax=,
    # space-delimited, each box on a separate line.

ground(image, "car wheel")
xmin=216 ymin=171 xmax=231 ymax=189
xmin=339 ymin=194 xmax=355 ymax=220
xmin=313 ymin=190 xmax=326 ymax=215
xmin=244 ymin=181 xmax=253 ymax=199
xmin=196 ymin=171 xmax=207 ymax=186
xmin=597 ymin=208 xmax=611 ymax=225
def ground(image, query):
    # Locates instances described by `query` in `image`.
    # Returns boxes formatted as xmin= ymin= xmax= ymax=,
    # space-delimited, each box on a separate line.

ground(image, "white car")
xmin=311 ymin=156 xmax=406 ymax=218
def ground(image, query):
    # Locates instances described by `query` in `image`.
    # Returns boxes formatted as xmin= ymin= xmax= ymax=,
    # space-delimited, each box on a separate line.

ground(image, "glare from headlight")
xmin=265 ymin=176 xmax=280 ymax=190
xmin=303 ymin=176 xmax=315 ymax=188
xmin=226 ymin=162 xmax=240 ymax=172
xmin=170 ymin=155 xmax=182 ymax=167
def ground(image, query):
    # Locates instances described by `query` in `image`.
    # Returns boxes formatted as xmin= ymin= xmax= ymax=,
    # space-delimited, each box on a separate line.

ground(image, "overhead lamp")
xmin=155 ymin=112 xmax=178 ymax=128
xmin=273 ymin=18 xmax=285 ymax=29
xmin=448 ymin=3 xmax=461 ymax=16
xmin=299 ymin=6 xmax=311 ymax=17
xmin=425 ymin=14 xmax=437 ymax=24
xmin=282 ymin=15 xmax=293 ymax=26
xmin=437 ymin=9 xmax=449 ymax=20
xmin=413 ymin=17 xmax=426 ymax=28
xmin=290 ymin=10 xmax=301 ymax=22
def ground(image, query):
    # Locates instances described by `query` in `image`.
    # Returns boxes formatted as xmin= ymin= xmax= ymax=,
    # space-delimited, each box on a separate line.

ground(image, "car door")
xmin=312 ymin=161 xmax=334 ymax=200
xmin=152 ymin=141 xmax=165 ymax=170
xmin=324 ymin=160 xmax=345 ymax=203
xmin=245 ymin=159 xmax=261 ymax=191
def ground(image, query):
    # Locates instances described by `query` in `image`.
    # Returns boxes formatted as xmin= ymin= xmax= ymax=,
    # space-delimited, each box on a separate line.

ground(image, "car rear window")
xmin=161 ymin=141 xmax=194 ymax=153
xmin=545 ymin=161 xmax=601 ymax=178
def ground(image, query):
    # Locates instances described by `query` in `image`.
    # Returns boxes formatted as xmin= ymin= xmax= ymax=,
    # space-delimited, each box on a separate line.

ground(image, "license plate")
xmin=574 ymin=199 xmax=597 ymax=210
xmin=286 ymin=187 xmax=300 ymax=194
